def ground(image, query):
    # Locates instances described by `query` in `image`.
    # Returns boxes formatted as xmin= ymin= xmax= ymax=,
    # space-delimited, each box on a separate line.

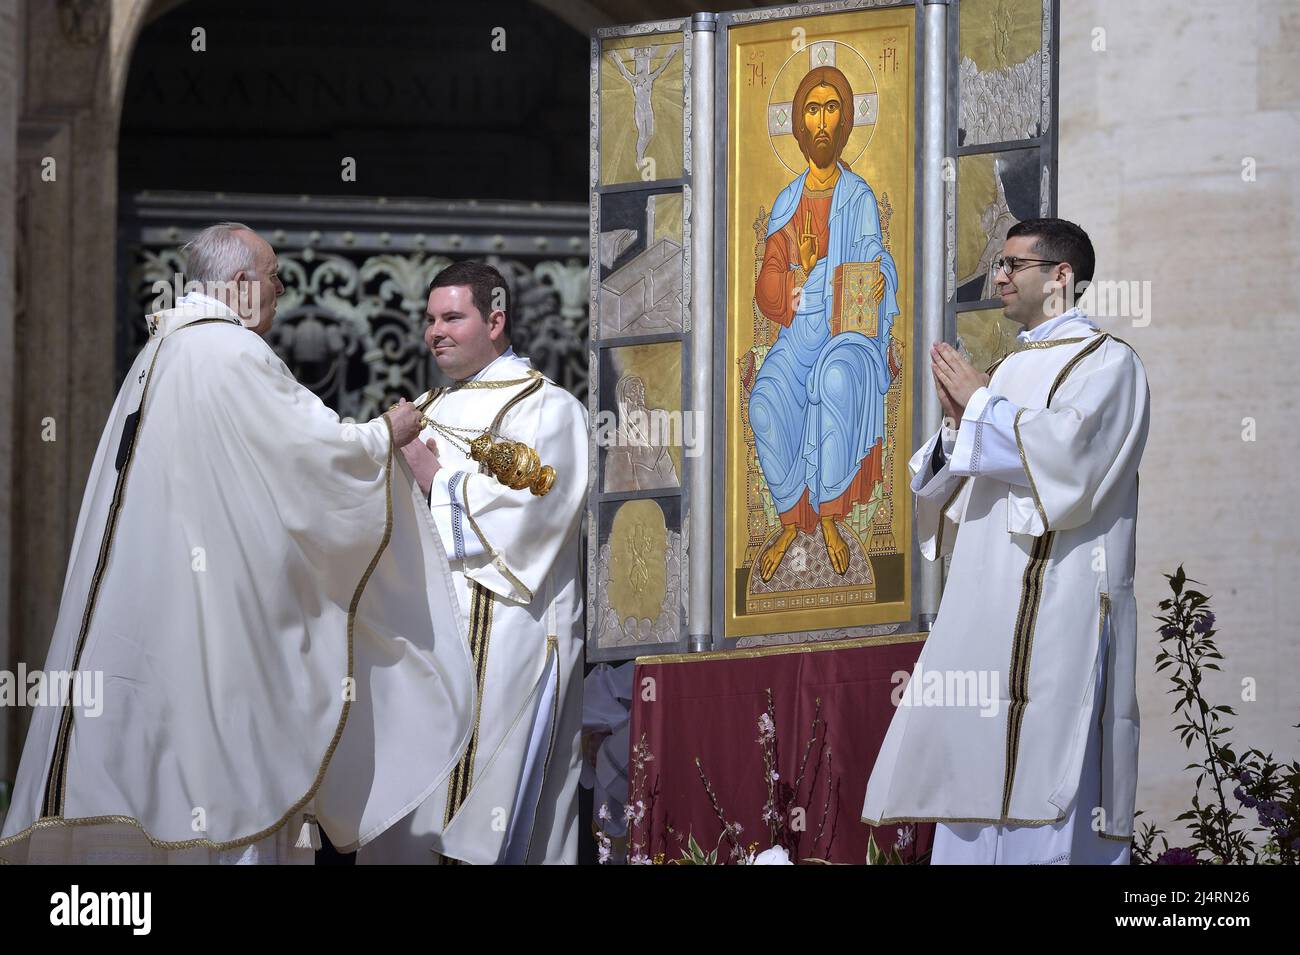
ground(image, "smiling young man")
xmin=361 ymin=261 xmax=590 ymax=865
xmin=862 ymin=218 xmax=1151 ymax=864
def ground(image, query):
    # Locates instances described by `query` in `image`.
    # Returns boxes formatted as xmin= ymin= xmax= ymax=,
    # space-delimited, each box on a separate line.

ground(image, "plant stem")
xmin=1176 ymin=602 xmax=1235 ymax=862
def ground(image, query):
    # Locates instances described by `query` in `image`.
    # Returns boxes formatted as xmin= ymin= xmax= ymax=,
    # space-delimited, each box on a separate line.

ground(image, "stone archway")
xmin=1 ymin=0 xmax=175 ymax=779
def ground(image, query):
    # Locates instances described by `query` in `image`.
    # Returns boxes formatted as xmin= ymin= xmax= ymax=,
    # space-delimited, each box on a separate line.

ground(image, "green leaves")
xmin=864 ymin=831 xmax=906 ymax=866
xmin=1138 ymin=567 xmax=1299 ymax=865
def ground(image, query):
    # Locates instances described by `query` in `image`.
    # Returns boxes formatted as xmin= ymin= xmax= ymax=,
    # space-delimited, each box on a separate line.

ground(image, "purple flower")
xmin=1159 ymin=625 xmax=1179 ymax=638
xmin=1154 ymin=847 xmax=1198 ymax=865
xmin=1256 ymin=801 xmax=1287 ymax=825
xmin=1233 ymin=786 xmax=1259 ymax=809
xmin=1192 ymin=612 xmax=1216 ymax=634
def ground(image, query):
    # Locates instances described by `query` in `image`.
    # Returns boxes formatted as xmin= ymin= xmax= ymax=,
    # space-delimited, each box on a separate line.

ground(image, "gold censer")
xmin=467 ymin=433 xmax=556 ymax=497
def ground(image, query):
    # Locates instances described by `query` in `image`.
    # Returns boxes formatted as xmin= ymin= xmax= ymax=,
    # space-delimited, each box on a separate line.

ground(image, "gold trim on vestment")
xmin=1046 ymin=334 xmax=1109 ymax=405
xmin=983 ymin=333 xmax=1095 ymax=378
xmin=862 ymin=809 xmax=1131 ymax=838
xmin=4 ymin=337 xmax=397 ymax=857
xmin=1096 ymin=592 xmax=1111 ymax=814
xmin=444 ymin=581 xmax=495 ymax=827
xmin=889 ymin=331 xmax=1127 ymax=838
xmin=996 ymin=332 xmax=1119 ymax=824
xmin=489 ymin=377 xmax=545 ymax=433
xmin=458 ymin=476 xmax=535 ymax=603
xmin=861 ymin=811 xmax=1068 ymax=827
xmin=430 ymin=369 xmax=546 ymax=599
xmin=450 ymin=370 xmax=542 ymax=390
xmin=416 ymin=369 xmax=542 ymax=419
xmin=458 ymin=473 xmax=487 ymax=553
xmin=985 ymin=354 xmax=1010 ymax=378
xmin=1011 ymin=333 xmax=1115 ymax=535
xmin=44 ymin=318 xmax=232 ymax=818
xmin=1015 ymin=335 xmax=1091 ymax=351
xmin=1001 ymin=530 xmax=1055 ymax=820
xmin=636 ymin=631 xmax=928 ymax=665
xmin=1101 ymin=332 xmax=1135 ymax=353
xmin=41 ymin=342 xmax=165 ymax=816
xmin=414 ymin=387 xmax=447 ymax=416
xmin=1013 ymin=407 xmax=1050 ymax=533
xmin=934 ymin=477 xmax=968 ymax=559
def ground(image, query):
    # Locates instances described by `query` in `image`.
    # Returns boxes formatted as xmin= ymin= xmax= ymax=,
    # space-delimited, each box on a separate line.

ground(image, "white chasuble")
xmin=361 ymin=352 xmax=589 ymax=865
xmin=0 ymin=296 xmax=475 ymax=864
xmin=861 ymin=314 xmax=1149 ymax=849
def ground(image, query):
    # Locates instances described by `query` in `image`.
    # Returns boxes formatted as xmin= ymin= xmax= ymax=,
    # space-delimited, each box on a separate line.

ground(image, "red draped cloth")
xmin=627 ymin=635 xmax=933 ymax=864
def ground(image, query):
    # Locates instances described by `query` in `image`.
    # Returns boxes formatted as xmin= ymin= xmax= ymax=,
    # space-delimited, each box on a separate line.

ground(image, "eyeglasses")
xmin=992 ymin=255 xmax=1060 ymax=276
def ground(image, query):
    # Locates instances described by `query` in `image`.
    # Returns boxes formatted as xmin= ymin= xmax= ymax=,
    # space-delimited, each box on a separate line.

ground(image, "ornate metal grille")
xmin=118 ymin=192 xmax=591 ymax=418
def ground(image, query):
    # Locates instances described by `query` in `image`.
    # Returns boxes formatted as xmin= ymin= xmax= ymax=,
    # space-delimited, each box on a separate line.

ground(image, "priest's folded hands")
xmin=930 ymin=341 xmax=990 ymax=423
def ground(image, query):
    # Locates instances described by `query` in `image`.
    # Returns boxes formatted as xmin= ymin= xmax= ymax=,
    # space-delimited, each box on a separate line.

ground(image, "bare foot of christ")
xmin=821 ymin=517 xmax=850 ymax=576
xmin=758 ymin=524 xmax=799 ymax=582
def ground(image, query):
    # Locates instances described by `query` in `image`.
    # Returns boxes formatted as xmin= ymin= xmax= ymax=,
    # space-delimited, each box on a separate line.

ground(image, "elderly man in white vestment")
xmin=362 ymin=261 xmax=589 ymax=865
xmin=861 ymin=219 xmax=1150 ymax=864
xmin=0 ymin=223 xmax=475 ymax=864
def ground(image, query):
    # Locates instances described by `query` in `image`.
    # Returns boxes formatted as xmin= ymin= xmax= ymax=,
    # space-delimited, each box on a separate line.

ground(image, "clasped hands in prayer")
xmin=930 ymin=341 xmax=990 ymax=430
xmin=384 ymin=398 xmax=442 ymax=495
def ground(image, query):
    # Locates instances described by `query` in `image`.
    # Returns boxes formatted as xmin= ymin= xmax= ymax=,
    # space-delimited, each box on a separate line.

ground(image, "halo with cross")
xmin=766 ymin=40 xmax=879 ymax=175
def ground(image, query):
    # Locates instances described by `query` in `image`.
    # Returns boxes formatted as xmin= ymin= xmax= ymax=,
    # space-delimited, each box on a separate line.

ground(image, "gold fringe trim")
xmin=1015 ymin=335 xmax=1092 ymax=351
xmin=861 ymin=811 xmax=1068 ymax=827
xmin=636 ymin=631 xmax=928 ymax=666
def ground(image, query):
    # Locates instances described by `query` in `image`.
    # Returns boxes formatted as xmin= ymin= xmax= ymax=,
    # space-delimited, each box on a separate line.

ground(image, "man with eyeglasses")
xmin=863 ymin=218 xmax=1150 ymax=865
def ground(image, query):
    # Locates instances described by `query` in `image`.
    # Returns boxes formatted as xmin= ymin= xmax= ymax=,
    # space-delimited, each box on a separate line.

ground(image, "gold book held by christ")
xmin=831 ymin=260 xmax=882 ymax=338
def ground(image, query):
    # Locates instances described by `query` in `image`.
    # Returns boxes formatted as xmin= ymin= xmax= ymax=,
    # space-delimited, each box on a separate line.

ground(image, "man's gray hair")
xmin=181 ymin=221 xmax=258 ymax=284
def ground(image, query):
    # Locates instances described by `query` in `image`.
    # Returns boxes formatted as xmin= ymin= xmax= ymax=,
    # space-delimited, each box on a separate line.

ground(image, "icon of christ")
xmin=750 ymin=64 xmax=902 ymax=582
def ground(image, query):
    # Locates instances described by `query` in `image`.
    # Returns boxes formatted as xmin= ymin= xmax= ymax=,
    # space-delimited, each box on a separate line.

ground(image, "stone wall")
xmin=3 ymin=0 xmax=118 ymax=778
xmin=0 ymin=0 xmax=18 ymax=778
xmin=1059 ymin=0 xmax=1300 ymax=843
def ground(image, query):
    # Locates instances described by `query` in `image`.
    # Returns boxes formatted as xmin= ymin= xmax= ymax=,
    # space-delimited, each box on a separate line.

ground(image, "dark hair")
xmin=427 ymin=260 xmax=511 ymax=335
xmin=1006 ymin=218 xmax=1095 ymax=298
xmin=792 ymin=66 xmax=855 ymax=166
